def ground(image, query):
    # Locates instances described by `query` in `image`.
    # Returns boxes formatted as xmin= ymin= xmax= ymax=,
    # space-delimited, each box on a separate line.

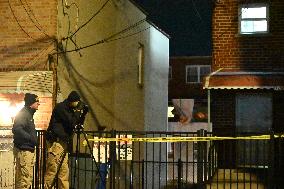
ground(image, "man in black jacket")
xmin=13 ymin=93 xmax=40 ymax=189
xmin=44 ymin=91 xmax=83 ymax=189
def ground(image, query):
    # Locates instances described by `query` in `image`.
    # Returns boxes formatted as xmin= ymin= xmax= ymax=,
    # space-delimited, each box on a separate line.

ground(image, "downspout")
xmin=208 ymin=89 xmax=211 ymax=132
xmin=204 ymin=68 xmax=223 ymax=132
xmin=50 ymin=41 xmax=58 ymax=109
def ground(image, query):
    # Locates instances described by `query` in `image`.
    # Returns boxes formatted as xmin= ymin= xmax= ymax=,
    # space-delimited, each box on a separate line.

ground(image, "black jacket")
xmin=12 ymin=106 xmax=37 ymax=151
xmin=47 ymin=99 xmax=80 ymax=142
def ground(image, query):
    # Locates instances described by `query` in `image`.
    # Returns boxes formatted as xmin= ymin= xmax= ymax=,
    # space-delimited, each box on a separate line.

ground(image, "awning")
xmin=0 ymin=71 xmax=53 ymax=96
xmin=203 ymin=72 xmax=284 ymax=90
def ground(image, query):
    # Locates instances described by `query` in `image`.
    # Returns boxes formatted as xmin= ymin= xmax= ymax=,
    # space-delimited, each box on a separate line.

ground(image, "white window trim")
xmin=186 ymin=65 xmax=211 ymax=84
xmin=239 ymin=3 xmax=269 ymax=35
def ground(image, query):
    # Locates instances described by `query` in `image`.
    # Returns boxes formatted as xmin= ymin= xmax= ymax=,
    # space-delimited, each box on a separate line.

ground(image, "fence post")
xmin=130 ymin=160 xmax=133 ymax=189
xmin=197 ymin=129 xmax=206 ymax=189
xmin=268 ymin=131 xmax=275 ymax=189
xmin=142 ymin=159 xmax=145 ymax=189
xmin=109 ymin=129 xmax=116 ymax=189
xmin=177 ymin=158 xmax=182 ymax=189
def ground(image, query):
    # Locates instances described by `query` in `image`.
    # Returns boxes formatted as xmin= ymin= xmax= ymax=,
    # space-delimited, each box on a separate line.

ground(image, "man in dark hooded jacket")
xmin=13 ymin=93 xmax=40 ymax=189
xmin=44 ymin=91 xmax=83 ymax=189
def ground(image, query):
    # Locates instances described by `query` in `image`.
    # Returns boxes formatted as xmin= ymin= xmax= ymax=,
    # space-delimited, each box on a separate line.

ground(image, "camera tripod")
xmin=48 ymin=124 xmax=103 ymax=189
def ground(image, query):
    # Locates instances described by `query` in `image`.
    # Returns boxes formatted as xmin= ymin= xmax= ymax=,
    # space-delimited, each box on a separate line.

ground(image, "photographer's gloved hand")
xmin=82 ymin=104 xmax=89 ymax=114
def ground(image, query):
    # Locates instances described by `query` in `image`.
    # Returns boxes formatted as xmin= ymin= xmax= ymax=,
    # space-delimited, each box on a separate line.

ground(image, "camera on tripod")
xmin=75 ymin=101 xmax=89 ymax=126
xmin=76 ymin=101 xmax=89 ymax=113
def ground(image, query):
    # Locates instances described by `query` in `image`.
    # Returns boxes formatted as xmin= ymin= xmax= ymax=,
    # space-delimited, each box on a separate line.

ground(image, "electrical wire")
xmin=23 ymin=42 xmax=54 ymax=69
xmin=19 ymin=0 xmax=54 ymax=40
xmin=191 ymin=0 xmax=203 ymax=22
xmin=66 ymin=2 xmax=80 ymax=31
xmin=62 ymin=0 xmax=80 ymax=32
xmin=191 ymin=0 xmax=212 ymax=53
xmin=70 ymin=0 xmax=111 ymax=38
xmin=107 ymin=27 xmax=150 ymax=43
xmin=8 ymin=0 xmax=51 ymax=43
xmin=105 ymin=19 xmax=146 ymax=40
xmin=57 ymin=19 xmax=148 ymax=54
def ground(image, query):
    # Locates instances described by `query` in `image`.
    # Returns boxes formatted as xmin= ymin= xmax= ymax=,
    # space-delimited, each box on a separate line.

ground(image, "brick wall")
xmin=212 ymin=0 xmax=284 ymax=71
xmin=0 ymin=93 xmax=52 ymax=129
xmin=169 ymin=56 xmax=211 ymax=99
xmin=0 ymin=0 xmax=57 ymax=71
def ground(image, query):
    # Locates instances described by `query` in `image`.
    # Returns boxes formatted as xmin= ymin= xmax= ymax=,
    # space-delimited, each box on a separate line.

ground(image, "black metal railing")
xmin=1 ymin=128 xmax=284 ymax=189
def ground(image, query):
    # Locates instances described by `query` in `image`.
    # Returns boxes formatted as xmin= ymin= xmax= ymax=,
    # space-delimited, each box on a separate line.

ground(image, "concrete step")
xmin=206 ymin=169 xmax=266 ymax=189
xmin=210 ymin=169 xmax=260 ymax=182
xmin=206 ymin=182 xmax=265 ymax=189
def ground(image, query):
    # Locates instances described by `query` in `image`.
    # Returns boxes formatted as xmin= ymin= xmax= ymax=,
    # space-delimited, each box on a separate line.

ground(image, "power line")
xmin=191 ymin=0 xmax=203 ymax=22
xmin=57 ymin=24 xmax=150 ymax=54
xmin=103 ymin=18 xmax=146 ymax=40
xmin=70 ymin=0 xmax=111 ymax=38
xmin=107 ymin=26 xmax=150 ymax=43
xmin=57 ymin=25 xmax=147 ymax=89
xmin=8 ymin=0 xmax=51 ymax=43
xmin=58 ymin=18 xmax=147 ymax=54
xmin=19 ymin=0 xmax=54 ymax=40
xmin=23 ymin=42 xmax=54 ymax=69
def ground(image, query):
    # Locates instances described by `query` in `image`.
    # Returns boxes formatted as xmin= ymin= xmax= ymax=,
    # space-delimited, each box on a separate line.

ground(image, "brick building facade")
xmin=0 ymin=0 xmax=57 ymax=129
xmin=169 ymin=56 xmax=211 ymax=100
xmin=205 ymin=0 xmax=284 ymax=136
xmin=205 ymin=0 xmax=284 ymax=134
xmin=168 ymin=56 xmax=211 ymax=124
xmin=1 ymin=0 xmax=57 ymax=71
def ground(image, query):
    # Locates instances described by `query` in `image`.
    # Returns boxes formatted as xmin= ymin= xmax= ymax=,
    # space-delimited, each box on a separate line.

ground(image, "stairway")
xmin=206 ymin=169 xmax=266 ymax=189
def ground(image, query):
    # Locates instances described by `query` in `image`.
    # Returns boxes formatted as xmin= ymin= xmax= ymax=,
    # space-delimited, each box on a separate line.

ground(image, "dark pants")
xmin=96 ymin=163 xmax=108 ymax=189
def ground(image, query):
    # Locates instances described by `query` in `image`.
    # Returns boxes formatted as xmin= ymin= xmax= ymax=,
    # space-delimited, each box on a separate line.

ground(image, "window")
xmin=137 ymin=43 xmax=144 ymax=87
xmin=186 ymin=65 xmax=210 ymax=83
xmin=239 ymin=4 xmax=268 ymax=34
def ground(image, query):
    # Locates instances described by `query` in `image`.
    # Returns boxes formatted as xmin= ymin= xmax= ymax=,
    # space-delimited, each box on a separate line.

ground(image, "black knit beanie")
xmin=67 ymin=91 xmax=80 ymax=102
xmin=24 ymin=93 xmax=39 ymax=107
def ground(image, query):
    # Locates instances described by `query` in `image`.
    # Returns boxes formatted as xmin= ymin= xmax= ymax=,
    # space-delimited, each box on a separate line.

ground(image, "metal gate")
xmin=0 ymin=129 xmax=283 ymax=189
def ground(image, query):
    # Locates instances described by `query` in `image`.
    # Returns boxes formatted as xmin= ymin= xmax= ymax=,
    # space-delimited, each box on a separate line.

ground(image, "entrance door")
xmin=236 ymin=93 xmax=272 ymax=167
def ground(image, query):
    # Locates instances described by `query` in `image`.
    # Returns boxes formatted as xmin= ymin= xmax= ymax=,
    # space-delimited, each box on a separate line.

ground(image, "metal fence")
xmin=0 ymin=129 xmax=283 ymax=189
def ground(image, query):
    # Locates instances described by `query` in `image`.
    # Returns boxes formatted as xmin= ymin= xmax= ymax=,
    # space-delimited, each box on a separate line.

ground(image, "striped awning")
xmin=0 ymin=71 xmax=53 ymax=96
xmin=203 ymin=72 xmax=284 ymax=90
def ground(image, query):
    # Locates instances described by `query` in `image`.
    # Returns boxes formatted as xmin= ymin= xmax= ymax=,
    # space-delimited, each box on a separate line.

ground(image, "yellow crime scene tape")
xmin=82 ymin=134 xmax=284 ymax=146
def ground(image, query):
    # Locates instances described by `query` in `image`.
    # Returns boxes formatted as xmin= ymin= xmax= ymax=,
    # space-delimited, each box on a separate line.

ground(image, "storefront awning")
xmin=203 ymin=72 xmax=284 ymax=90
xmin=0 ymin=71 xmax=53 ymax=96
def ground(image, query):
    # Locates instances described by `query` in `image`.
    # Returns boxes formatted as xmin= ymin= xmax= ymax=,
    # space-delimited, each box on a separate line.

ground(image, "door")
xmin=236 ymin=93 xmax=272 ymax=167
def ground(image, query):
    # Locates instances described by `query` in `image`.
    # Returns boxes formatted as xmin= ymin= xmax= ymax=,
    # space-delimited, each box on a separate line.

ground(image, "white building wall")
xmin=144 ymin=27 xmax=169 ymax=132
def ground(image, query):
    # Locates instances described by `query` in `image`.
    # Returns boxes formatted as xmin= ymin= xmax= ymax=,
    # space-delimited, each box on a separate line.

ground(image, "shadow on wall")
xmin=2 ymin=36 xmax=55 ymax=70
xmin=59 ymin=52 xmax=132 ymax=130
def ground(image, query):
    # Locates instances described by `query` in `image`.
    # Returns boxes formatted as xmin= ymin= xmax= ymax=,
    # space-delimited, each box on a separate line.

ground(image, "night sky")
xmin=135 ymin=0 xmax=212 ymax=56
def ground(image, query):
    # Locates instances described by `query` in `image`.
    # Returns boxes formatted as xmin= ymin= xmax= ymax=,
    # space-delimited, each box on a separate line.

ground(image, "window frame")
xmin=238 ymin=3 xmax=269 ymax=35
xmin=185 ymin=65 xmax=211 ymax=84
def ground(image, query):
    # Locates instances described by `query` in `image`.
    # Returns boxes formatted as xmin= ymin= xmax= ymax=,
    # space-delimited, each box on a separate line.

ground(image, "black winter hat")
xmin=24 ymin=93 xmax=39 ymax=106
xmin=67 ymin=91 xmax=80 ymax=102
